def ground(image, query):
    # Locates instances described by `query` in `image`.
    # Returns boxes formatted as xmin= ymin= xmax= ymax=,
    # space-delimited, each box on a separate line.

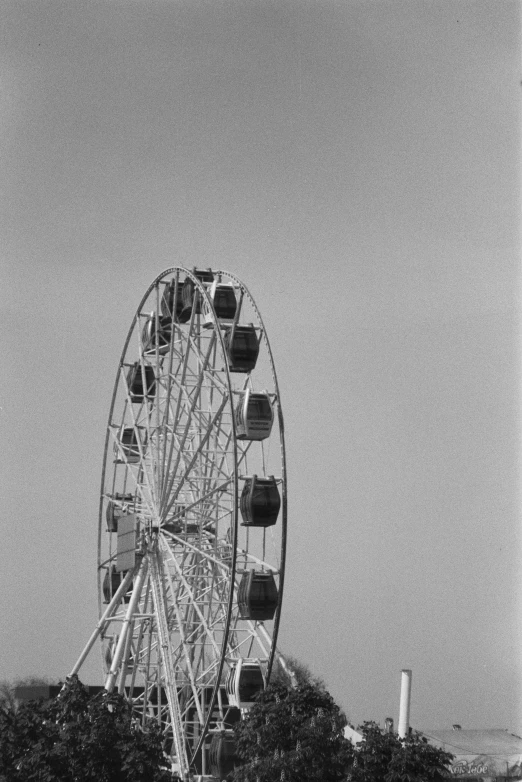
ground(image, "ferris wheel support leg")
xmin=117 ymin=618 xmax=136 ymax=695
xmin=68 ymin=566 xmax=138 ymax=678
xmin=105 ymin=558 xmax=148 ymax=693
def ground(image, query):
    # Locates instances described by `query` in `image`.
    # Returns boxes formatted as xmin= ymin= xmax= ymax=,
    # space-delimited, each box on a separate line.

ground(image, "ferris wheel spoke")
xmin=198 ymin=426 xmax=235 ymax=504
xmin=128 ymin=327 xmax=158 ymax=495
xmin=158 ymin=339 xmax=192 ymax=491
xmin=236 ymin=439 xmax=255 ymax=472
xmin=161 ymin=403 xmax=232 ymax=503
xmin=156 ymin=328 xmax=197 ymax=502
xmin=157 ymin=299 xmax=183 ymax=491
xmin=161 ymin=539 xmax=225 ymax=663
xmin=159 ymin=560 xmax=205 ymax=725
xmin=163 ymin=477 xmax=233 ymax=532
xmin=167 ymin=547 xmax=230 ymax=629
xmin=109 ymin=423 xmax=157 ymax=516
xmin=162 ymin=395 xmax=229 ymax=518
xmin=159 ymin=332 xmax=218 ymax=510
xmin=117 ymin=353 xmax=161 ymax=507
xmin=198 ymin=414 xmax=235 ymax=494
xmin=148 ymin=551 xmax=190 ymax=775
xmin=161 ymin=527 xmax=231 ymax=572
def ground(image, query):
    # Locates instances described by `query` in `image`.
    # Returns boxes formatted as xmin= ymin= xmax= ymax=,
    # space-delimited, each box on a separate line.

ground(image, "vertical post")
xmin=105 ymin=559 xmax=147 ymax=692
xmin=398 ymin=669 xmax=412 ymax=739
xmin=68 ymin=565 xmax=137 ymax=678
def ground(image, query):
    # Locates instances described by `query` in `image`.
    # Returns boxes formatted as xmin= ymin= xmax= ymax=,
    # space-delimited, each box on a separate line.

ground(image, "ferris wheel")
xmin=71 ymin=268 xmax=287 ymax=780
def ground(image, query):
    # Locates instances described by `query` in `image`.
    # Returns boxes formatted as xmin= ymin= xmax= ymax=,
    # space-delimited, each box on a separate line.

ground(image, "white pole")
xmin=105 ymin=559 xmax=148 ymax=692
xmin=398 ymin=669 xmax=412 ymax=739
xmin=68 ymin=565 xmax=138 ymax=677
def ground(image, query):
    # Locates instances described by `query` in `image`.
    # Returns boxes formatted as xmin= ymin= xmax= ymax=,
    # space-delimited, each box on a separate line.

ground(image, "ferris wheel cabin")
xmin=178 ymin=268 xmax=215 ymax=323
xmin=209 ymin=731 xmax=238 ymax=779
xmin=102 ymin=567 xmax=132 ymax=604
xmin=237 ymin=569 xmax=279 ymax=620
xmin=105 ymin=492 xmax=134 ymax=532
xmin=225 ymin=659 xmax=266 ymax=709
xmin=160 ymin=279 xmax=184 ymax=321
xmin=141 ymin=314 xmax=173 ymax=355
xmin=223 ymin=325 xmax=259 ymax=372
xmin=114 ymin=427 xmax=145 ymax=464
xmin=203 ymin=280 xmax=237 ymax=327
xmin=126 ymin=363 xmax=155 ymax=403
xmin=240 ymin=475 xmax=281 ymax=527
xmin=235 ymin=389 xmax=274 ymax=440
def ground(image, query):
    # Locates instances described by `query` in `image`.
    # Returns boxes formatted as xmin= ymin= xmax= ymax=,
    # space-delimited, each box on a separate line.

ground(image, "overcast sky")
xmin=1 ymin=0 xmax=520 ymax=732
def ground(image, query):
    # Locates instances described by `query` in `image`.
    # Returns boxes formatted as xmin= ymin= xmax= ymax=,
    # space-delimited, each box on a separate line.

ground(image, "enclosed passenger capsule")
xmin=225 ymin=659 xmax=265 ymax=709
xmin=106 ymin=492 xmax=134 ymax=532
xmin=237 ymin=570 xmax=279 ymax=620
xmin=115 ymin=427 xmax=145 ymax=464
xmin=209 ymin=731 xmax=237 ymax=779
xmin=223 ymin=325 xmax=259 ymax=373
xmin=179 ymin=269 xmax=214 ymax=323
xmin=102 ymin=568 xmax=131 ymax=604
xmin=126 ymin=363 xmax=155 ymax=403
xmin=240 ymin=476 xmax=281 ymax=527
xmin=203 ymin=281 xmax=237 ymax=327
xmin=160 ymin=279 xmax=184 ymax=321
xmin=235 ymin=390 xmax=273 ymax=440
xmin=141 ymin=314 xmax=172 ymax=354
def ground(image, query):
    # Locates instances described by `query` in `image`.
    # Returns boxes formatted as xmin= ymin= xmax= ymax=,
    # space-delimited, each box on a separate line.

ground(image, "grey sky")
xmin=1 ymin=0 xmax=520 ymax=732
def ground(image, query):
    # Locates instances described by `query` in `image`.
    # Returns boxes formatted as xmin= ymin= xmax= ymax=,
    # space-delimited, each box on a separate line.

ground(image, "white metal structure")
xmin=70 ymin=268 xmax=287 ymax=781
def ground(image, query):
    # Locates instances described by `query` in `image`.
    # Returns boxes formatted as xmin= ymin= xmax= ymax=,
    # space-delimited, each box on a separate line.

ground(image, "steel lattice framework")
xmin=70 ymin=268 xmax=287 ymax=780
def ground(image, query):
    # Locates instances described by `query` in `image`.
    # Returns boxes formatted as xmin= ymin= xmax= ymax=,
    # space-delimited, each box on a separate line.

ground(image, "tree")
xmin=387 ymin=729 xmax=454 ymax=782
xmin=347 ymin=721 xmax=400 ymax=782
xmin=347 ymin=722 xmax=453 ymax=782
xmin=0 ymin=675 xmax=171 ymax=781
xmin=232 ymin=679 xmax=353 ymax=782
xmin=270 ymin=654 xmax=325 ymax=689
xmin=0 ymin=696 xmax=43 ymax=781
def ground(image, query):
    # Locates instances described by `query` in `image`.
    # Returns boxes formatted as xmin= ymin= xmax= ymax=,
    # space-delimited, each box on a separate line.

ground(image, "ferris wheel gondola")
xmin=70 ymin=268 xmax=287 ymax=780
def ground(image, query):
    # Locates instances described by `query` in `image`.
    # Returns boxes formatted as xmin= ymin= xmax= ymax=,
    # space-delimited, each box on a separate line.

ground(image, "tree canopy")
xmin=348 ymin=721 xmax=454 ymax=782
xmin=0 ymin=675 xmax=170 ymax=782
xmin=230 ymin=676 xmax=453 ymax=782
xmin=0 ymin=672 xmax=454 ymax=782
xmin=232 ymin=679 xmax=352 ymax=782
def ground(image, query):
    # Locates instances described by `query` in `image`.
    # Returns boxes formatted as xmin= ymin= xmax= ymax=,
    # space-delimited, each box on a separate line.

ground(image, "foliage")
xmin=387 ymin=729 xmax=454 ymax=782
xmin=232 ymin=679 xmax=352 ymax=782
xmin=348 ymin=721 xmax=400 ymax=782
xmin=270 ymin=654 xmax=326 ymax=690
xmin=230 ymin=675 xmax=453 ymax=782
xmin=0 ymin=675 xmax=171 ymax=782
xmin=348 ymin=722 xmax=453 ymax=782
